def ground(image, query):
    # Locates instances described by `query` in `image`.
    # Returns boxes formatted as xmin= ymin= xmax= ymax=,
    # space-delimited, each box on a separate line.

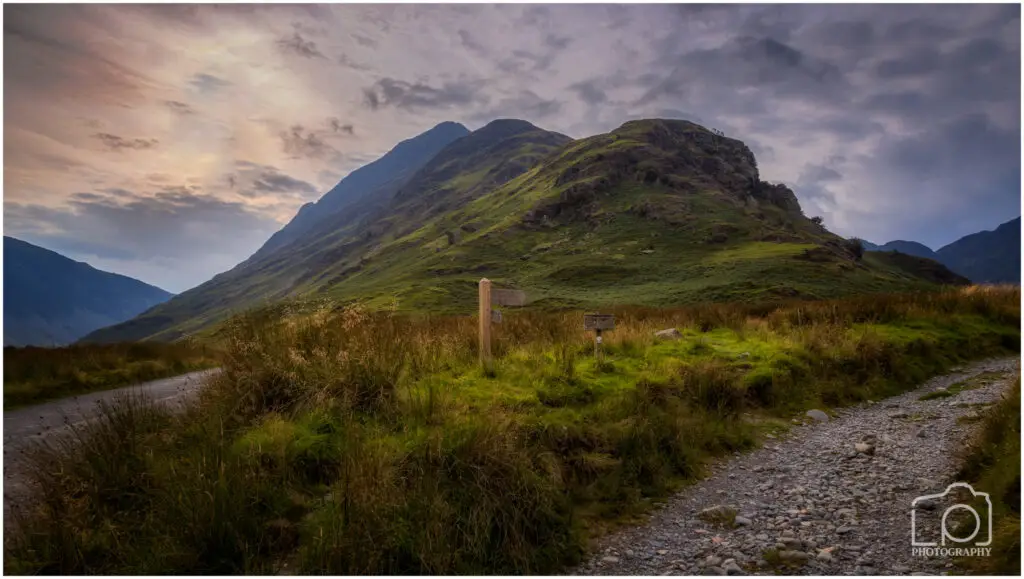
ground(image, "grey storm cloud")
xmin=457 ymin=29 xmax=487 ymax=56
xmin=362 ymin=77 xmax=487 ymax=111
xmin=466 ymin=90 xmax=563 ymax=126
xmin=795 ymin=158 xmax=847 ymax=216
xmin=635 ymin=35 xmax=848 ymax=109
xmin=229 ymin=161 xmax=322 ymax=200
xmin=870 ymin=113 xmax=1019 ymax=181
xmin=250 ymin=171 xmax=318 ymax=196
xmin=568 ymin=80 xmax=607 ymax=106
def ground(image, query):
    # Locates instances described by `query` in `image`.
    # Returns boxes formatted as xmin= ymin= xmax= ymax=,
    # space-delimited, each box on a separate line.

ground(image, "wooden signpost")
xmin=492 ymin=288 xmax=527 ymax=307
xmin=479 ymin=279 xmax=527 ymax=367
xmin=584 ymin=313 xmax=615 ymax=361
xmin=479 ymin=279 xmax=493 ymax=365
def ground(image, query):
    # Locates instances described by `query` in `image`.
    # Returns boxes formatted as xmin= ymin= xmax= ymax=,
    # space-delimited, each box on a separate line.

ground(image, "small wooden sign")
xmin=491 ymin=309 xmax=503 ymax=324
xmin=584 ymin=313 xmax=615 ymax=331
xmin=492 ymin=288 xmax=527 ymax=307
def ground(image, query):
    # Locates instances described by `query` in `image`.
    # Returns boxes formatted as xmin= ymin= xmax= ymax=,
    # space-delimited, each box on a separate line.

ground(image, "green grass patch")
xmin=919 ymin=374 xmax=988 ymax=401
xmin=954 ymin=376 xmax=1020 ymax=575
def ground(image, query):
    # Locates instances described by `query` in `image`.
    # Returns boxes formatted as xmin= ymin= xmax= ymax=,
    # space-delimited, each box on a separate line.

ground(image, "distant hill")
xmin=863 ymin=217 xmax=1020 ymax=284
xmin=4 ymin=237 xmax=173 ymax=346
xmin=861 ymin=240 xmax=937 ymax=260
xmin=84 ymin=118 xmax=969 ymax=344
xmin=935 ymin=217 xmax=1020 ymax=284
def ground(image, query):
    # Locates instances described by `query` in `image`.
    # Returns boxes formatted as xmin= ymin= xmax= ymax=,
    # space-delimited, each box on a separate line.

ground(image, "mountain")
xmin=861 ymin=240 xmax=937 ymax=260
xmin=935 ymin=217 xmax=1020 ymax=284
xmin=83 ymin=118 xmax=966 ymax=344
xmin=863 ymin=217 xmax=1020 ymax=284
xmin=253 ymin=121 xmax=470 ymax=258
xmin=4 ymin=237 xmax=173 ymax=346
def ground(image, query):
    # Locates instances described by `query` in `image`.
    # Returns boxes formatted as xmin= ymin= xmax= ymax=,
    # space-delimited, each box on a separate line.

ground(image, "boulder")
xmin=855 ymin=442 xmax=875 ymax=455
xmin=806 ymin=409 xmax=829 ymax=422
xmin=699 ymin=505 xmax=738 ymax=524
xmin=655 ymin=328 xmax=683 ymax=340
xmin=778 ymin=550 xmax=809 ymax=563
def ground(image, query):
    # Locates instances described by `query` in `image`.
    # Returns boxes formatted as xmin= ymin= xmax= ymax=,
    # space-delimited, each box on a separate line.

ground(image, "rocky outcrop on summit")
xmin=523 ymin=119 xmax=800 ymax=228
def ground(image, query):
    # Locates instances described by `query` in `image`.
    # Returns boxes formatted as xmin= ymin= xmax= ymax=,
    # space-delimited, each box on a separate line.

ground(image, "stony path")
xmin=3 ymin=369 xmax=219 ymax=524
xmin=573 ymin=357 xmax=1019 ymax=576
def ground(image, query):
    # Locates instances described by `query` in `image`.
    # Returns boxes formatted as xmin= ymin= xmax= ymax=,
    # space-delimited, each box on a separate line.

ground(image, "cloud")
xmin=362 ymin=77 xmax=487 ymax=111
xmin=277 ymin=30 xmax=325 ymax=59
xmin=327 ymin=118 xmax=355 ymax=135
xmin=250 ymin=171 xmax=318 ymax=196
xmin=794 ymin=159 xmax=846 ymax=216
xmin=351 ymin=33 xmax=377 ymax=47
xmin=189 ymin=73 xmax=231 ymax=94
xmin=228 ymin=161 xmax=322 ymax=202
xmin=471 ymin=90 xmax=562 ymax=123
xmin=337 ymin=53 xmax=370 ymax=70
xmin=5 ymin=188 xmax=282 ymax=291
xmin=543 ymin=33 xmax=572 ymax=51
xmin=568 ymin=80 xmax=607 ymax=106
xmin=457 ymin=29 xmax=488 ymax=57
xmin=164 ymin=100 xmax=195 ymax=115
xmin=93 ymin=133 xmax=159 ymax=151
xmin=279 ymin=125 xmax=339 ymax=160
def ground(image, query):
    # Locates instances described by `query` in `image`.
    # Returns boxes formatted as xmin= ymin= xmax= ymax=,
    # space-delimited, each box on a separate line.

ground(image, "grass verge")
xmin=954 ymin=376 xmax=1021 ymax=574
xmin=4 ymin=286 xmax=1019 ymax=574
xmin=3 ymin=341 xmax=219 ymax=409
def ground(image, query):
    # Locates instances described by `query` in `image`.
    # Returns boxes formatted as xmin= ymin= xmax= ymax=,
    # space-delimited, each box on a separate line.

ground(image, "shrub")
xmin=844 ymin=237 xmax=865 ymax=261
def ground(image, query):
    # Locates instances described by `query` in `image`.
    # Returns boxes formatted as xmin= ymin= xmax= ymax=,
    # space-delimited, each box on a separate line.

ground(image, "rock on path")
xmin=572 ymin=357 xmax=1019 ymax=576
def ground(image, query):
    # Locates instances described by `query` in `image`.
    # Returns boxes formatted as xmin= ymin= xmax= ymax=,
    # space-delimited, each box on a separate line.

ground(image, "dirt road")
xmin=573 ymin=357 xmax=1019 ymax=576
xmin=3 ymin=369 xmax=218 ymax=521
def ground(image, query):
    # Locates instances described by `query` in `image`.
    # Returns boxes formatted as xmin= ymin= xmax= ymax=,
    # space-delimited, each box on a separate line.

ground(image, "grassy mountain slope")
xmin=84 ymin=119 xmax=967 ymax=343
xmin=3 ymin=237 xmax=173 ymax=346
xmin=253 ymin=121 xmax=469 ymax=259
xmin=273 ymin=118 xmax=964 ymax=313
xmin=82 ymin=120 xmax=570 ymax=343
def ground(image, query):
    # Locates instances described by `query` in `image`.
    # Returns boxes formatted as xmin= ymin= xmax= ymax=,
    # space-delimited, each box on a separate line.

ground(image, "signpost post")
xmin=479 ymin=278 xmax=492 ymax=366
xmin=583 ymin=313 xmax=615 ymax=362
xmin=479 ymin=280 xmax=527 ymax=368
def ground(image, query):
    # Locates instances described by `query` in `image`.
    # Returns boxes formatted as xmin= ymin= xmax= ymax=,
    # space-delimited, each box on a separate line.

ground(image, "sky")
xmin=4 ymin=3 xmax=1020 ymax=293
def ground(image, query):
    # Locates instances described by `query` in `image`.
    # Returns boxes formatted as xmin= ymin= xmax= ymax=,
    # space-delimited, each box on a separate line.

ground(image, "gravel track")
xmin=3 ymin=369 xmax=219 ymax=525
xmin=573 ymin=357 xmax=1019 ymax=576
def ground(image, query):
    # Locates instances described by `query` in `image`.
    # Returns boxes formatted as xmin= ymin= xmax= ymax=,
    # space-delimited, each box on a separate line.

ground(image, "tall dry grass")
xmin=5 ymin=286 xmax=1020 ymax=574
xmin=3 ymin=341 xmax=217 ymax=409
